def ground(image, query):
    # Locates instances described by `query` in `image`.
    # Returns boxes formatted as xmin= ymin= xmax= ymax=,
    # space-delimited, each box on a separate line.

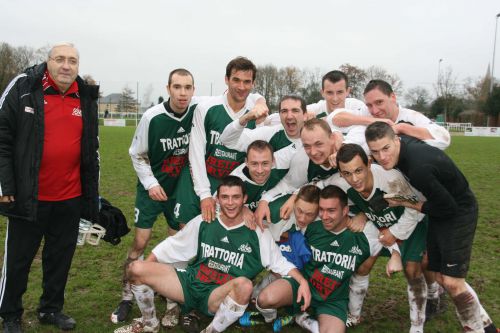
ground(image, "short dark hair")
xmin=168 ymin=68 xmax=194 ymax=86
xmin=320 ymin=185 xmax=348 ymax=208
xmin=365 ymin=121 xmax=396 ymax=143
xmin=301 ymin=118 xmax=332 ymax=136
xmin=336 ymin=143 xmax=369 ymax=169
xmin=247 ymin=140 xmax=274 ymax=156
xmin=322 ymin=70 xmax=349 ymax=90
xmin=217 ymin=175 xmax=246 ymax=197
xmin=279 ymin=95 xmax=307 ymax=113
xmin=363 ymin=79 xmax=393 ymax=96
xmin=295 ymin=185 xmax=320 ymax=204
xmin=225 ymin=57 xmax=257 ymax=81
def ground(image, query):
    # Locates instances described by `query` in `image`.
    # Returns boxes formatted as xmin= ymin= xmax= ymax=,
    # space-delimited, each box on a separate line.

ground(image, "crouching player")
xmin=256 ymin=185 xmax=385 ymax=333
xmin=240 ymin=185 xmax=320 ymax=332
xmin=336 ymin=143 xmax=428 ymax=333
xmin=114 ymin=176 xmax=311 ymax=333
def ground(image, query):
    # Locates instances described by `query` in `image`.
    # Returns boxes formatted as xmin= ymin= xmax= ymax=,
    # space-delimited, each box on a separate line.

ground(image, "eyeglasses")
xmin=49 ymin=56 xmax=78 ymax=66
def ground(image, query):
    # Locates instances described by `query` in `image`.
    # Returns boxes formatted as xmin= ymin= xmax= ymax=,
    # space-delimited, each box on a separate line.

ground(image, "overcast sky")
xmin=1 ymin=0 xmax=499 ymax=106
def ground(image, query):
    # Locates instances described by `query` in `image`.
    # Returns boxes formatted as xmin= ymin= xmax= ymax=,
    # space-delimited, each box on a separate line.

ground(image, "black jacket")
xmin=0 ymin=63 xmax=100 ymax=222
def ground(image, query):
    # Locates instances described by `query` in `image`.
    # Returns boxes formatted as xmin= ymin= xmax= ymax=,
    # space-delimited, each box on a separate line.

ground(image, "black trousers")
xmin=0 ymin=197 xmax=81 ymax=320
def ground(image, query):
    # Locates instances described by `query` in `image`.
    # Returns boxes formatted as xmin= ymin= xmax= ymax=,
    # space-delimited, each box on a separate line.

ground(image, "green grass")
xmin=0 ymin=129 xmax=498 ymax=332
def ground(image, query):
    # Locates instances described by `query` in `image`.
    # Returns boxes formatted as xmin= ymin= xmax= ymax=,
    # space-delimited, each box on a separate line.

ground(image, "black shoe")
xmin=2 ymin=317 xmax=23 ymax=333
xmin=38 ymin=312 xmax=76 ymax=331
xmin=425 ymin=295 xmax=447 ymax=322
xmin=110 ymin=300 xmax=133 ymax=323
xmin=181 ymin=311 xmax=200 ymax=333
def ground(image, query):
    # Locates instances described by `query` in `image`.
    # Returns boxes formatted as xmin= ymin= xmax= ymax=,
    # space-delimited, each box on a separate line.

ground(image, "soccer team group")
xmin=111 ymin=56 xmax=497 ymax=333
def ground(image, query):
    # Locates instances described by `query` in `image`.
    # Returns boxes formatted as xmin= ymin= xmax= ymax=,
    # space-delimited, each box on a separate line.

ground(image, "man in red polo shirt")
xmin=0 ymin=42 xmax=99 ymax=333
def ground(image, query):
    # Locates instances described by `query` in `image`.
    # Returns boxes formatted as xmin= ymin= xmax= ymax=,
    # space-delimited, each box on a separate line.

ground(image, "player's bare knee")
xmin=126 ymin=260 xmax=145 ymax=283
xmin=441 ymin=275 xmax=465 ymax=296
xmin=232 ymin=277 xmax=253 ymax=301
xmin=255 ymin=287 xmax=274 ymax=308
xmin=404 ymin=262 xmax=422 ymax=280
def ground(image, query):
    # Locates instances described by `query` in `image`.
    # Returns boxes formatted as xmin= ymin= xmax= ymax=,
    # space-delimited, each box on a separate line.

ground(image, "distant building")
xmin=99 ymin=93 xmax=126 ymax=114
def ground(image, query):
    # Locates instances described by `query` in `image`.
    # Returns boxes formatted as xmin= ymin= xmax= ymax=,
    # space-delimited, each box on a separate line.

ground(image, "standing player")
xmin=114 ymin=176 xmax=311 ymax=333
xmin=307 ymin=70 xmax=367 ymax=120
xmin=171 ymin=57 xmax=267 ymax=227
xmin=329 ymin=79 xmax=450 ymax=150
xmin=336 ymin=144 xmax=427 ymax=333
xmin=365 ymin=122 xmax=497 ymax=333
xmin=255 ymin=185 xmax=385 ymax=333
xmin=111 ymin=69 xmax=196 ymax=327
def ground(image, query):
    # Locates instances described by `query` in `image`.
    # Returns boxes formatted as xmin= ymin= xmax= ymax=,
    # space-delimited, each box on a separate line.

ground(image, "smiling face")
xmin=367 ymin=135 xmax=401 ymax=170
xmin=364 ymin=88 xmax=398 ymax=121
xmin=319 ymin=197 xmax=349 ymax=232
xmin=217 ymin=185 xmax=247 ymax=221
xmin=47 ymin=45 xmax=79 ymax=92
xmin=321 ymin=79 xmax=350 ymax=111
xmin=167 ymin=73 xmax=195 ymax=113
xmin=339 ymin=155 xmax=373 ymax=195
xmin=225 ymin=69 xmax=254 ymax=107
xmin=294 ymin=198 xmax=319 ymax=229
xmin=246 ymin=147 xmax=273 ymax=185
xmin=301 ymin=127 xmax=335 ymax=166
xmin=279 ymin=98 xmax=305 ymax=139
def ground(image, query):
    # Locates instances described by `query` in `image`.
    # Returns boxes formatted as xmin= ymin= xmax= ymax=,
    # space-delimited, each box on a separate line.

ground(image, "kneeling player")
xmin=114 ymin=176 xmax=311 ymax=333
xmin=336 ymin=143 xmax=427 ymax=333
xmin=256 ymin=185 xmax=384 ymax=333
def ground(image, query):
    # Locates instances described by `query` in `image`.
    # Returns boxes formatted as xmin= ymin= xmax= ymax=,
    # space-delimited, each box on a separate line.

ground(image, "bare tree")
xmin=365 ymin=65 xmax=403 ymax=95
xmin=118 ymin=86 xmax=137 ymax=113
xmin=0 ymin=42 xmax=49 ymax=94
xmin=254 ymin=64 xmax=279 ymax=110
xmin=338 ymin=63 xmax=367 ymax=98
xmin=277 ymin=66 xmax=303 ymax=98
xmin=404 ymin=86 xmax=430 ymax=113
xmin=300 ymin=67 xmax=322 ymax=105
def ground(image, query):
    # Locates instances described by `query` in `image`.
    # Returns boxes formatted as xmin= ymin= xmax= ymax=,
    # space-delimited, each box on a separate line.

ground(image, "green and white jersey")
xmin=152 ymin=215 xmax=296 ymax=286
xmin=261 ymin=147 xmax=338 ymax=202
xmin=129 ymin=102 xmax=196 ymax=195
xmin=307 ymin=98 xmax=367 ymax=120
xmin=220 ymin=122 xmax=302 ymax=171
xmin=303 ymin=220 xmax=380 ymax=302
xmin=230 ymin=164 xmax=284 ymax=211
xmin=346 ymin=164 xmax=425 ymax=240
xmin=189 ymin=93 xmax=262 ymax=200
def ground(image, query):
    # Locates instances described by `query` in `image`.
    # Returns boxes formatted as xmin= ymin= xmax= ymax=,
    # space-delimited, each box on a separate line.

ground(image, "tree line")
xmin=1 ymin=41 xmax=499 ymax=126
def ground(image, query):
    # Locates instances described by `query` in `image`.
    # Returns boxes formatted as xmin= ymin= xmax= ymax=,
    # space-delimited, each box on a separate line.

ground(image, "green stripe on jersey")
xmin=346 ymin=188 xmax=405 ymax=229
xmin=147 ymin=104 xmax=196 ymax=196
xmin=304 ymin=220 xmax=370 ymax=302
xmin=205 ymin=105 xmax=256 ymax=179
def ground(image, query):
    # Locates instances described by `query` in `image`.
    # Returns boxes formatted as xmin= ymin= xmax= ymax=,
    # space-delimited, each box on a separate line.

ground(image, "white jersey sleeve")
xmin=220 ymin=121 xmax=282 ymax=152
xmin=263 ymin=113 xmax=281 ymax=126
xmin=257 ymin=228 xmax=297 ymax=275
xmin=152 ymin=216 xmax=203 ymax=263
xmin=373 ymin=166 xmax=426 ymax=240
xmin=397 ymin=107 xmax=450 ymax=149
xmin=362 ymin=222 xmax=384 ymax=256
xmin=260 ymin=148 xmax=310 ymax=202
xmin=129 ymin=106 xmax=159 ymax=190
xmin=306 ymin=100 xmax=328 ymax=117
xmin=189 ymin=103 xmax=212 ymax=200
